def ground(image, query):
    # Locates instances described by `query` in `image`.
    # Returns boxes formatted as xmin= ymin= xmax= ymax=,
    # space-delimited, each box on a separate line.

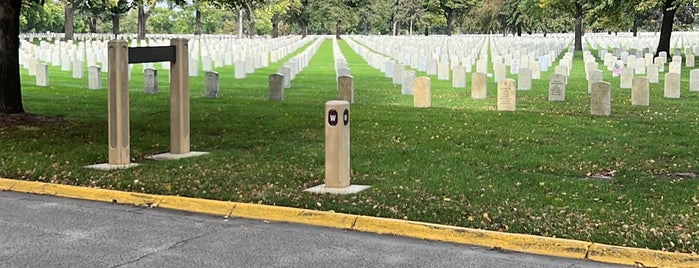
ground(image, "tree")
xmin=64 ymin=0 xmax=77 ymax=40
xmin=436 ymin=0 xmax=475 ymax=36
xmin=81 ymin=0 xmax=130 ymax=37
xmin=287 ymin=0 xmax=310 ymax=37
xmin=540 ymin=0 xmax=603 ymax=51
xmin=0 ymin=0 xmax=24 ymax=114
xmin=357 ymin=0 xmax=391 ymax=35
xmin=396 ymin=0 xmax=427 ymax=35
xmin=465 ymin=0 xmax=503 ymax=34
xmin=134 ymin=0 xmax=156 ymax=40
xmin=500 ymin=0 xmax=525 ymax=35
xmin=656 ymin=0 xmax=678 ymax=57
xmin=21 ymin=0 xmax=64 ymax=33
xmin=259 ymin=0 xmax=292 ymax=38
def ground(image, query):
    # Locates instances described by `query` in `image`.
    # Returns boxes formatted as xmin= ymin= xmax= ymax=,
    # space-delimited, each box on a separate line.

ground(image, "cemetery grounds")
xmin=1 ymin=33 xmax=699 ymax=254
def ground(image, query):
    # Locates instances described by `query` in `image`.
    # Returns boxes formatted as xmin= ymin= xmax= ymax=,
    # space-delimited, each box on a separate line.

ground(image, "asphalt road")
xmin=0 ymin=191 xmax=628 ymax=268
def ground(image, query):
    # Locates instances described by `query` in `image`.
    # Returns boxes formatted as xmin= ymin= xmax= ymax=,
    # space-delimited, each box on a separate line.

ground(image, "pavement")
xmin=1 ymin=178 xmax=698 ymax=267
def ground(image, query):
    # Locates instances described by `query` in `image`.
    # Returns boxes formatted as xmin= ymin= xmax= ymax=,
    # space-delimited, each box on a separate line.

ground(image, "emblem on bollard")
xmin=343 ymin=109 xmax=349 ymax=125
xmin=328 ymin=109 xmax=338 ymax=126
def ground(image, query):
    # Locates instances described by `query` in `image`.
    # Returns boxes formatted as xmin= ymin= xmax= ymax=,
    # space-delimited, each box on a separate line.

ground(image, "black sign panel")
xmin=328 ymin=109 xmax=338 ymax=126
xmin=343 ymin=109 xmax=349 ymax=125
xmin=128 ymin=46 xmax=176 ymax=64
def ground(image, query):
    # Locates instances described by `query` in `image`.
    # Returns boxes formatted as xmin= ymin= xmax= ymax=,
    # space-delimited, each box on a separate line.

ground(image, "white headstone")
xmin=634 ymin=58 xmax=646 ymax=75
xmin=414 ymin=77 xmax=431 ymax=108
xmin=591 ymin=82 xmax=611 ymax=116
xmin=548 ymin=73 xmax=566 ymax=101
xmin=437 ymin=61 xmax=449 ymax=80
xmin=279 ymin=66 xmax=291 ymax=89
xmin=494 ymin=63 xmax=506 ymax=83
xmin=517 ymin=68 xmax=531 ymax=90
xmin=452 ymin=66 xmax=466 ymax=88
xmin=202 ymin=55 xmax=212 ymax=72
xmin=205 ymin=71 xmax=220 ymax=98
xmin=144 ymin=68 xmax=158 ymax=94
xmin=72 ymin=60 xmax=83 ymax=79
xmin=687 ymin=53 xmax=695 ymax=67
xmin=234 ymin=60 xmax=246 ymax=79
xmin=664 ymin=72 xmax=681 ymax=98
xmin=497 ymin=78 xmax=516 ymax=111
xmin=402 ymin=70 xmax=415 ymax=95
xmin=392 ymin=64 xmax=404 ymax=85
xmin=476 ymin=59 xmax=487 ymax=74
xmin=691 ymin=69 xmax=699 ymax=91
xmin=588 ymin=69 xmax=603 ymax=93
xmin=88 ymin=66 xmax=101 ymax=90
xmin=669 ymin=62 xmax=681 ymax=74
xmin=631 ymin=76 xmax=649 ymax=106
xmin=471 ymin=72 xmax=487 ymax=99
xmin=268 ymin=73 xmax=284 ymax=101
xmin=189 ymin=57 xmax=199 ymax=77
xmin=647 ymin=64 xmax=659 ymax=83
xmin=35 ymin=63 xmax=48 ymax=87
xmin=531 ymin=61 xmax=541 ymax=80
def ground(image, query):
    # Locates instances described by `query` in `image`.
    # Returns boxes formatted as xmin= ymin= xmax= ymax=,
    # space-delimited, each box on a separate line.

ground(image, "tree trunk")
xmin=335 ymin=20 xmax=341 ymax=39
xmin=0 ymin=0 xmax=24 ymax=114
xmin=272 ymin=20 xmax=279 ymax=38
xmin=364 ymin=21 xmax=369 ymax=35
xmin=409 ymin=19 xmax=413 ymax=35
xmin=301 ymin=20 xmax=308 ymax=38
xmin=64 ymin=1 xmax=74 ymax=40
xmin=194 ymin=9 xmax=202 ymax=35
xmin=89 ymin=17 xmax=97 ymax=33
xmin=574 ymin=12 xmax=583 ymax=51
xmin=237 ymin=9 xmax=244 ymax=38
xmin=656 ymin=0 xmax=677 ymax=58
xmin=112 ymin=15 xmax=120 ymax=38
xmin=632 ymin=18 xmax=639 ymax=37
xmin=392 ymin=20 xmax=397 ymax=35
xmin=137 ymin=4 xmax=147 ymax=40
xmin=445 ymin=9 xmax=453 ymax=36
xmin=424 ymin=25 xmax=429 ymax=36
xmin=248 ymin=18 xmax=255 ymax=38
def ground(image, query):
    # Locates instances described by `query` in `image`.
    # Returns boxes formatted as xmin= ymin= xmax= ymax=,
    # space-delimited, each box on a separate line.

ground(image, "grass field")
xmin=2 ymin=35 xmax=699 ymax=253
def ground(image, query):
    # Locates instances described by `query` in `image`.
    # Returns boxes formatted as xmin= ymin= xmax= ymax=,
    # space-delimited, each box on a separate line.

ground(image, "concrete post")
xmin=325 ymin=100 xmax=350 ymax=188
xmin=108 ymin=40 xmax=130 ymax=165
xmin=170 ymin=38 xmax=190 ymax=154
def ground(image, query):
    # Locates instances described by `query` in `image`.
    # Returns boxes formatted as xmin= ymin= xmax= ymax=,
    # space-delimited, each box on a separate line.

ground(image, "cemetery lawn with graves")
xmin=3 ymin=37 xmax=699 ymax=254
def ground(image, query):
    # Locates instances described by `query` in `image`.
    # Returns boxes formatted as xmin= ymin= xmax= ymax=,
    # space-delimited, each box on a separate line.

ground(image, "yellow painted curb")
xmin=158 ymin=195 xmax=235 ymax=217
xmin=231 ymin=203 xmax=356 ymax=230
xmin=352 ymin=216 xmax=589 ymax=261
xmin=2 ymin=177 xmax=698 ymax=267
xmin=588 ymin=243 xmax=699 ymax=268
xmin=0 ymin=178 xmax=157 ymax=206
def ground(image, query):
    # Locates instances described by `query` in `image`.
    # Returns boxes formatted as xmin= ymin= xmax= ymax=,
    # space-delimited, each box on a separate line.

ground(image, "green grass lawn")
xmin=3 ymin=36 xmax=699 ymax=254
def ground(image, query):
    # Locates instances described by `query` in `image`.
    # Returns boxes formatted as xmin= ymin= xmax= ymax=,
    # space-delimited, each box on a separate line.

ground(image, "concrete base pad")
xmin=85 ymin=163 xmax=139 ymax=171
xmin=145 ymin=151 xmax=209 ymax=160
xmin=304 ymin=184 xmax=371 ymax=195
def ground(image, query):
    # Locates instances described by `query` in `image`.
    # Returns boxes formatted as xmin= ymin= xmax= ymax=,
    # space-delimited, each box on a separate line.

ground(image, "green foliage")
xmin=20 ymin=0 xmax=64 ymax=32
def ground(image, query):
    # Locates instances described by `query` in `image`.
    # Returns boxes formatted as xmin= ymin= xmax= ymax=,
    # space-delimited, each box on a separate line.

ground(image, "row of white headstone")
xmin=332 ymin=37 xmax=354 ymax=103
xmin=268 ymin=36 xmax=326 ymax=101
xmin=21 ymin=34 xmax=317 ymax=90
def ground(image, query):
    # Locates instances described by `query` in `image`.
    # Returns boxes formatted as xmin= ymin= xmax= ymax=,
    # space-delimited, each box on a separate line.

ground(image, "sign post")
xmin=87 ymin=38 xmax=207 ymax=171
xmin=324 ymin=100 xmax=350 ymax=188
xmin=305 ymin=100 xmax=370 ymax=194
